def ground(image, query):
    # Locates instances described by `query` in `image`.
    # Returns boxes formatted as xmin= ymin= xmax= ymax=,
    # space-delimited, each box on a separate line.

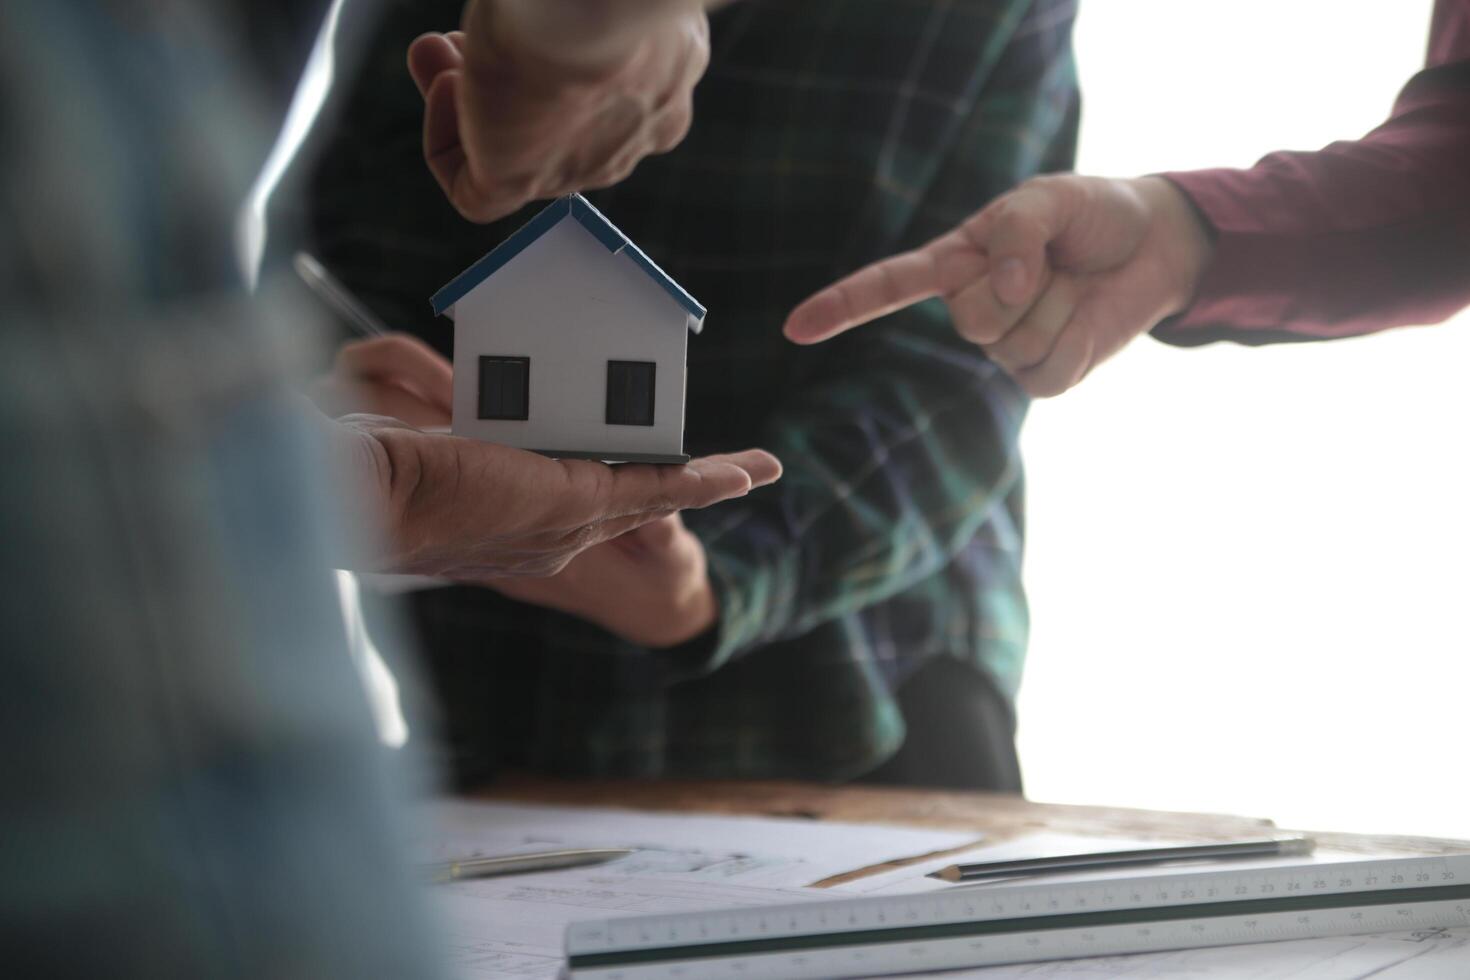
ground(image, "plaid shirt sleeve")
xmin=692 ymin=311 xmax=1031 ymax=670
xmin=676 ymin=0 xmax=1080 ymax=674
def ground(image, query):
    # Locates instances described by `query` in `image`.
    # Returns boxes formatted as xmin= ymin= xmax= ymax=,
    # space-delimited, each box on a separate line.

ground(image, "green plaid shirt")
xmin=304 ymin=0 xmax=1079 ymax=781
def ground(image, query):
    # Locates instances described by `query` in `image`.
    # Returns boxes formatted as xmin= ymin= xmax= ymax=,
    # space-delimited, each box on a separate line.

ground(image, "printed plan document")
xmin=418 ymin=801 xmax=975 ymax=978
xmin=430 ymin=872 xmax=822 ymax=978
xmin=420 ymin=801 xmax=977 ymax=889
xmin=418 ymin=807 xmax=1470 ymax=979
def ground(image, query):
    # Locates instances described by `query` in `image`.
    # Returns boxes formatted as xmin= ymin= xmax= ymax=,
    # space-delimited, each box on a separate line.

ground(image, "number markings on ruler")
xmin=565 ymin=855 xmax=1470 ymax=978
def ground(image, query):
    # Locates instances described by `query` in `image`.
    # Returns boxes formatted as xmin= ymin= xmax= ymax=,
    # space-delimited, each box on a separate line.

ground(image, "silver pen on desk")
xmin=426 ymin=847 xmax=635 ymax=884
xmin=928 ymin=837 xmax=1316 ymax=884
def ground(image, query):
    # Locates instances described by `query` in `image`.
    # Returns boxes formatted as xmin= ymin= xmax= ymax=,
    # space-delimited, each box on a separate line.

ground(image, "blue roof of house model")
xmin=430 ymin=194 xmax=706 ymax=326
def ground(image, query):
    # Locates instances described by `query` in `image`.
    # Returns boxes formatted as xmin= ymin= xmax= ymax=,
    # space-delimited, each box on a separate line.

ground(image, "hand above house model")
xmin=486 ymin=512 xmax=716 ymax=648
xmin=783 ymin=175 xmax=1215 ymax=397
xmin=408 ymin=0 xmax=712 ymax=223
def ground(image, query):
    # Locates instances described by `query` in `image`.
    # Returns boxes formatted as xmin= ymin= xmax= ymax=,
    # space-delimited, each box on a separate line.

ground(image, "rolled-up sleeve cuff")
xmin=700 ymin=543 xmax=772 ymax=670
xmin=635 ymin=544 xmax=774 ymax=684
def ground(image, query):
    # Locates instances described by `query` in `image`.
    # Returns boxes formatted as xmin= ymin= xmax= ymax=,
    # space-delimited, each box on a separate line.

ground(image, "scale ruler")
xmin=565 ymin=854 xmax=1470 ymax=978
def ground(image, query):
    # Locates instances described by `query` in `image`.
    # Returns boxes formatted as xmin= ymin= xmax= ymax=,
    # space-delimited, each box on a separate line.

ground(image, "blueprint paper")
xmin=422 ymin=808 xmax=1469 ymax=980
xmin=417 ymin=800 xmax=976 ymax=889
xmin=434 ymin=872 xmax=827 ymax=978
xmin=417 ymin=800 xmax=975 ymax=979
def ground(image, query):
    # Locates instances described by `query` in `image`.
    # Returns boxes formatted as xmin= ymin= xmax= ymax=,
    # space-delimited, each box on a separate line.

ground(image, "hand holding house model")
xmin=432 ymin=194 xmax=704 ymax=464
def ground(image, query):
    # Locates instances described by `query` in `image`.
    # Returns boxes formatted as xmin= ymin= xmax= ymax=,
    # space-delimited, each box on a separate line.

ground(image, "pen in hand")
xmin=293 ymin=251 xmax=390 ymax=339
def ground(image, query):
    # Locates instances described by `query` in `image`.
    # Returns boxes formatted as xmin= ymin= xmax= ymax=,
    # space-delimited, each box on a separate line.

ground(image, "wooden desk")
xmin=484 ymin=777 xmax=1470 ymax=885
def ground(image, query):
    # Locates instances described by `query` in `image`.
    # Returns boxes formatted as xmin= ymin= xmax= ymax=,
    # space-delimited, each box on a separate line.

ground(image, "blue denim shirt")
xmin=0 ymin=2 xmax=441 ymax=974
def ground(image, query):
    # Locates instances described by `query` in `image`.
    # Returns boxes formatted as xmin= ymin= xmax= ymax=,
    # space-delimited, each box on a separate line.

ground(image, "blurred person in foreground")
xmin=786 ymin=0 xmax=1470 ymax=395
xmin=0 ymin=0 xmax=771 ymax=973
xmin=305 ymin=0 xmax=1082 ymax=790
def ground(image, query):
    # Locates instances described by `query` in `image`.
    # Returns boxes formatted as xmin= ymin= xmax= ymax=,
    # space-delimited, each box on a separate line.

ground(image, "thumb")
xmin=629 ymin=513 xmax=683 ymax=551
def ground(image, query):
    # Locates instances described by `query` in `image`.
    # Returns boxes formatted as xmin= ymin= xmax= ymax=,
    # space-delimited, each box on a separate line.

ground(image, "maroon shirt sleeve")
xmin=1153 ymin=0 xmax=1470 ymax=347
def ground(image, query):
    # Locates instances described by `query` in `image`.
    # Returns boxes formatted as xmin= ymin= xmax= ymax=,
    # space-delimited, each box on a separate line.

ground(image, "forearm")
xmin=686 ymin=314 xmax=1029 ymax=669
xmin=1155 ymin=58 xmax=1470 ymax=345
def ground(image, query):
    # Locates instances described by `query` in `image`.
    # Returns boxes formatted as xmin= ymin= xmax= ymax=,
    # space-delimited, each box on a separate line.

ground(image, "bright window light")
xmin=1017 ymin=0 xmax=1470 ymax=839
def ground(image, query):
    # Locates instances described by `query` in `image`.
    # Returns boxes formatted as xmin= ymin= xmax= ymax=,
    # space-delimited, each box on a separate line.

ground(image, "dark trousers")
xmin=859 ymin=658 xmax=1023 ymax=793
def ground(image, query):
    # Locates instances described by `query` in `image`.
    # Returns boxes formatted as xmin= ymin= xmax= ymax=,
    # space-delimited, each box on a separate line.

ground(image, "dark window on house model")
xmin=605 ymin=360 xmax=656 ymax=426
xmin=478 ymin=356 xmax=530 ymax=420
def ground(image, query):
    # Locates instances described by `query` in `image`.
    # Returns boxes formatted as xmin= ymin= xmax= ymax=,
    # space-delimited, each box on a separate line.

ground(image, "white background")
xmin=1017 ymin=1 xmax=1470 ymax=839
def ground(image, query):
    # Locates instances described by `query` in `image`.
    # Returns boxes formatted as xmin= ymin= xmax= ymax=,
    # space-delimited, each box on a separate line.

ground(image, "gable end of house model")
xmin=431 ymin=194 xmax=705 ymax=464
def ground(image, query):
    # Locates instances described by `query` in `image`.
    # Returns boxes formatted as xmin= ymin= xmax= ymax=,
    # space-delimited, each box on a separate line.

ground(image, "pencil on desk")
xmin=425 ymin=847 xmax=634 ymax=884
xmin=928 ymin=837 xmax=1315 ymax=883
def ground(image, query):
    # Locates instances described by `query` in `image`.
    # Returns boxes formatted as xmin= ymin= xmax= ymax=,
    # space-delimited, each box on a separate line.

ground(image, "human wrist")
xmin=1135 ymin=175 xmax=1215 ymax=317
xmin=672 ymin=575 xmax=720 ymax=648
xmin=695 ymin=542 xmax=772 ymax=666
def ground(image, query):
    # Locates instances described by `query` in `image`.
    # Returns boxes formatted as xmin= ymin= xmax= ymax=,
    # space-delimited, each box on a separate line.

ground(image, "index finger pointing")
xmin=783 ymin=234 xmax=986 ymax=345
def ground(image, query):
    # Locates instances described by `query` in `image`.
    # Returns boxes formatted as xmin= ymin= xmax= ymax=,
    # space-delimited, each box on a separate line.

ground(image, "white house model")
xmin=431 ymin=194 xmax=705 ymax=464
